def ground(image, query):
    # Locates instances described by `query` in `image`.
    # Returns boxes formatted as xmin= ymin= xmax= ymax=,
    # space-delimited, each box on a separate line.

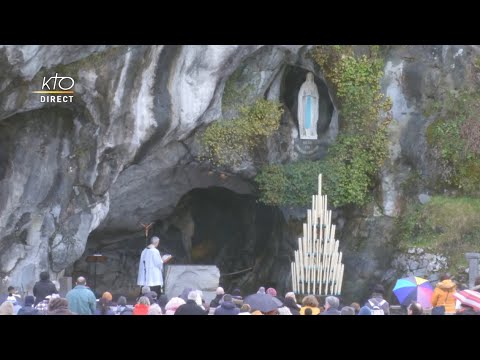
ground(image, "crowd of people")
xmin=1 ymin=272 xmax=479 ymax=315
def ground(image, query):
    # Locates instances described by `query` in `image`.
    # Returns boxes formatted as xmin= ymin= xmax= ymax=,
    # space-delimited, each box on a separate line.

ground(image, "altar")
xmin=164 ymin=265 xmax=220 ymax=304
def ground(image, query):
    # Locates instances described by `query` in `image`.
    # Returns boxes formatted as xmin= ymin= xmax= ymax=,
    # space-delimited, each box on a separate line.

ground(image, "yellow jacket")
xmin=300 ymin=306 xmax=321 ymax=315
xmin=431 ymin=279 xmax=457 ymax=313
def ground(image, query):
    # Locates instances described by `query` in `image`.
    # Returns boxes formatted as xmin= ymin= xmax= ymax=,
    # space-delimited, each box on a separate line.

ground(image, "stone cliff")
xmin=1 ymin=45 xmax=478 ymax=302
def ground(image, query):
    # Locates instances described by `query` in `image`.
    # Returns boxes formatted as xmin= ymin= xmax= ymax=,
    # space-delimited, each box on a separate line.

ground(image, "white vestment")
xmin=137 ymin=246 xmax=164 ymax=287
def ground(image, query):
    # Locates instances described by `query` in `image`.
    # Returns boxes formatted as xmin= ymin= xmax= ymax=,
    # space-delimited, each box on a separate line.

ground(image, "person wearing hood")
xmin=431 ymin=274 xmax=457 ymax=315
xmin=214 ymin=294 xmax=240 ymax=315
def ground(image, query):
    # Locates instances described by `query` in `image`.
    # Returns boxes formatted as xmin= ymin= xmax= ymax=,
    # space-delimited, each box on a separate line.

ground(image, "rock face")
xmin=164 ymin=265 xmax=220 ymax=304
xmin=0 ymin=45 xmax=478 ymax=302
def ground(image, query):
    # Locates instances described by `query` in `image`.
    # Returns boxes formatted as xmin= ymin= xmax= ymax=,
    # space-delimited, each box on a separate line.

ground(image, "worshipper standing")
xmin=66 ymin=276 xmax=96 ymax=315
xmin=365 ymin=284 xmax=390 ymax=315
xmin=33 ymin=272 xmax=58 ymax=306
xmin=137 ymin=236 xmax=172 ymax=296
xmin=431 ymin=273 xmax=457 ymax=315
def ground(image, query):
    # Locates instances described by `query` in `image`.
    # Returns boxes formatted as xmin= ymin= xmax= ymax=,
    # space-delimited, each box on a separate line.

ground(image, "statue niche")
xmin=297 ymin=72 xmax=319 ymax=140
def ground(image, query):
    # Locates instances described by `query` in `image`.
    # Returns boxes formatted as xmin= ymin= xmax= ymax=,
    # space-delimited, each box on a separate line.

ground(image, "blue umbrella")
xmin=244 ymin=293 xmax=279 ymax=313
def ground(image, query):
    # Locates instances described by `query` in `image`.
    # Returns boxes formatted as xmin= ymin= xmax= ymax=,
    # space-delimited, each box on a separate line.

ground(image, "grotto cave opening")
xmin=69 ymin=187 xmax=297 ymax=300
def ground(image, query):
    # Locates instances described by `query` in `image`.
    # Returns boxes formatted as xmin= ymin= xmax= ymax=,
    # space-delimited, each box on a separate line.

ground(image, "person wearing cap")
xmin=364 ymin=284 xmax=390 ymax=315
xmin=17 ymin=296 xmax=38 ymax=315
xmin=95 ymin=292 xmax=115 ymax=315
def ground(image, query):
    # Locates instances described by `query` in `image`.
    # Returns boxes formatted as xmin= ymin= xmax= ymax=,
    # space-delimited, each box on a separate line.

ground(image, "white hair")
xmin=216 ymin=287 xmax=224 ymax=295
xmin=188 ymin=290 xmax=198 ymax=301
xmin=285 ymin=292 xmax=296 ymax=300
xmin=150 ymin=236 xmax=160 ymax=245
xmin=138 ymin=296 xmax=150 ymax=306
xmin=326 ymin=296 xmax=339 ymax=309
xmin=148 ymin=303 xmax=163 ymax=315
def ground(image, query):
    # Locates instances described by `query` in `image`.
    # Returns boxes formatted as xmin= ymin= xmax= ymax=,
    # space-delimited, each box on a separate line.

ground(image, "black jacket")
xmin=174 ymin=300 xmax=206 ymax=315
xmin=284 ymin=297 xmax=300 ymax=315
xmin=209 ymin=294 xmax=223 ymax=308
xmin=33 ymin=280 xmax=58 ymax=306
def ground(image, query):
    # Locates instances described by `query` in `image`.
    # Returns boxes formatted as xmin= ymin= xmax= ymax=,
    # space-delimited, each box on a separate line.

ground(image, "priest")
xmin=137 ymin=236 xmax=172 ymax=295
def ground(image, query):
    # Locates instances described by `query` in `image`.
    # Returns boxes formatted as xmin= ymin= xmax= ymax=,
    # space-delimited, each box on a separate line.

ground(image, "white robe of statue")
xmin=297 ymin=72 xmax=319 ymax=139
xmin=137 ymin=246 xmax=164 ymax=287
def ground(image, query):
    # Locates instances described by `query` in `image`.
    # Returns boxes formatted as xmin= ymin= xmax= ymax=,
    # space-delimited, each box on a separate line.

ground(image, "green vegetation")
xmin=255 ymin=161 xmax=325 ymax=207
xmin=255 ymin=45 xmax=392 ymax=208
xmin=426 ymin=91 xmax=480 ymax=195
xmin=397 ymin=196 xmax=480 ymax=271
xmin=200 ymin=99 xmax=283 ymax=167
xmin=222 ymin=67 xmax=255 ymax=112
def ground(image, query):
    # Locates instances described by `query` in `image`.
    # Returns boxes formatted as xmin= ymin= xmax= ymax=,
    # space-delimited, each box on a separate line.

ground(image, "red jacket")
xmin=133 ymin=303 xmax=149 ymax=315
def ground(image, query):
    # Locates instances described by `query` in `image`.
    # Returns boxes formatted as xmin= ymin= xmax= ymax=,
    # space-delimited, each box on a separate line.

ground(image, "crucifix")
xmin=141 ymin=222 xmax=154 ymax=246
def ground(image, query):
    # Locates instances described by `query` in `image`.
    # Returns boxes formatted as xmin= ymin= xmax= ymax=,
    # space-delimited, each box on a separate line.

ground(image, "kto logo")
xmin=32 ymin=73 xmax=75 ymax=103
